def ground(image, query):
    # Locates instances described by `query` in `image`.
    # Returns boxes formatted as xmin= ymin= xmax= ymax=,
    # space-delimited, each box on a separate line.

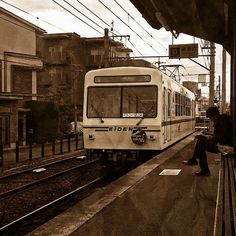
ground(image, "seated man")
xmin=183 ymin=106 xmax=233 ymax=176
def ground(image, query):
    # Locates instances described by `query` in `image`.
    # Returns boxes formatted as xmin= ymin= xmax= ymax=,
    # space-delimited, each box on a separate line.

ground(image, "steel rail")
xmin=0 ymin=175 xmax=105 ymax=233
xmin=0 ymin=149 xmax=85 ymax=180
xmin=0 ymin=159 xmax=99 ymax=200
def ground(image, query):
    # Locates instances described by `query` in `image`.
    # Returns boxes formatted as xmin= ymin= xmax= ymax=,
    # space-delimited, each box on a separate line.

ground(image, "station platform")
xmin=29 ymin=133 xmax=221 ymax=236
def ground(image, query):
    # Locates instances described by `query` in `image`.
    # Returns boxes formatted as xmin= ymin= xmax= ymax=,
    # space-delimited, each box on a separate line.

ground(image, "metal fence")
xmin=0 ymin=134 xmax=84 ymax=170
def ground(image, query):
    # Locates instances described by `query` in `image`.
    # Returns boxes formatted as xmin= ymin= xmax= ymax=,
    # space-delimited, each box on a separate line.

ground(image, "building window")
xmin=12 ymin=67 xmax=32 ymax=94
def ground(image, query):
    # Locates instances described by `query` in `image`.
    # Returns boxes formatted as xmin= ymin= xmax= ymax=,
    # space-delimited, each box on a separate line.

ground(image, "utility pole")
xmin=221 ymin=48 xmax=227 ymax=113
xmin=104 ymin=28 xmax=109 ymax=68
xmin=209 ymin=42 xmax=215 ymax=106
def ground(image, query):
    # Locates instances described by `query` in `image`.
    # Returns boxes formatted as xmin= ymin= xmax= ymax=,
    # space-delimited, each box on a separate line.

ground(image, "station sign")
xmin=169 ymin=43 xmax=198 ymax=59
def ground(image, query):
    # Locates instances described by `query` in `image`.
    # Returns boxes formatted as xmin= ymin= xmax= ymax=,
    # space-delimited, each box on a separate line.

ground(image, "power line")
xmin=63 ymin=0 xmax=105 ymax=32
xmin=73 ymin=0 xmax=142 ymax=56
xmin=0 ymin=0 xmax=141 ymax=57
xmin=98 ymin=0 xmax=162 ymax=55
xmin=75 ymin=0 xmax=117 ymax=34
xmin=52 ymin=0 xmax=142 ymax=56
xmin=126 ymin=39 xmax=143 ymax=56
xmin=52 ymin=0 xmax=103 ymax=35
xmin=179 ymin=59 xmax=191 ymax=76
xmin=57 ymin=0 xmax=142 ymax=56
xmin=0 ymin=0 xmax=66 ymax=32
xmin=113 ymin=0 xmax=167 ymax=51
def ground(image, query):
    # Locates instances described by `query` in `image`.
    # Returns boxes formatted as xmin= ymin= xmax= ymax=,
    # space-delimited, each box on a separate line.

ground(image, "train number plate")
xmin=123 ymin=113 xmax=143 ymax=118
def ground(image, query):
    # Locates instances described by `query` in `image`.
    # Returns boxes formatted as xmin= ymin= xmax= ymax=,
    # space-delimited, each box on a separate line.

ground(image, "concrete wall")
xmin=0 ymin=11 xmax=36 ymax=55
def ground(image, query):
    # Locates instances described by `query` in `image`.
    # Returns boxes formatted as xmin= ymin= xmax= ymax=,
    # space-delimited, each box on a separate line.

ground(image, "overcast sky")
xmin=0 ymin=0 xmax=231 ymax=100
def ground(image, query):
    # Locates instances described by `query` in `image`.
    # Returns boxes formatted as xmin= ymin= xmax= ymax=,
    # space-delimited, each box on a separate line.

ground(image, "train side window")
xmin=186 ymin=98 xmax=191 ymax=116
xmin=163 ymin=87 xmax=166 ymax=119
xmin=183 ymin=96 xmax=186 ymax=116
xmin=175 ymin=93 xmax=177 ymax=116
xmin=168 ymin=90 xmax=171 ymax=117
xmin=175 ymin=92 xmax=180 ymax=116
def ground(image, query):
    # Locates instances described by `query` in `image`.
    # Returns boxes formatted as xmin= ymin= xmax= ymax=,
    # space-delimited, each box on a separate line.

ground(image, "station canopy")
xmin=130 ymin=0 xmax=234 ymax=55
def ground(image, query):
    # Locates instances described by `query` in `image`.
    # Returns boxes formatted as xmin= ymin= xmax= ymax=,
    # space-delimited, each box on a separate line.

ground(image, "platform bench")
xmin=214 ymin=150 xmax=236 ymax=236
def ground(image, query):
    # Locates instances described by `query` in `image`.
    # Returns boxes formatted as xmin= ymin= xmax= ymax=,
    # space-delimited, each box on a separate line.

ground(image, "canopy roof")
xmin=130 ymin=0 xmax=234 ymax=54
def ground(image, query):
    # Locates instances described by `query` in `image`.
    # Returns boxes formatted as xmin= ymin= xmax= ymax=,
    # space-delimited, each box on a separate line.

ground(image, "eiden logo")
xmin=108 ymin=127 xmax=134 ymax=132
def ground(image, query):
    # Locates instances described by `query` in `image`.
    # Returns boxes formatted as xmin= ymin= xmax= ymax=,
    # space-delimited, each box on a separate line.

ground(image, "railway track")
xmin=0 ymin=156 xmax=103 ymax=232
xmin=0 ymin=155 xmax=98 ymax=199
xmin=0 ymin=175 xmax=105 ymax=235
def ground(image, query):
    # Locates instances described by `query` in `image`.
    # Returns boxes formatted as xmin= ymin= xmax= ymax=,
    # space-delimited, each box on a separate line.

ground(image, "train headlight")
xmin=131 ymin=128 xmax=147 ymax=145
xmin=149 ymin=135 xmax=156 ymax=141
xmin=89 ymin=134 xmax=95 ymax=140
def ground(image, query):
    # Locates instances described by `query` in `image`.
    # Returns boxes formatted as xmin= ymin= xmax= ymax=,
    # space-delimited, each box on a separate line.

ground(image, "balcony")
xmin=44 ymin=52 xmax=70 ymax=65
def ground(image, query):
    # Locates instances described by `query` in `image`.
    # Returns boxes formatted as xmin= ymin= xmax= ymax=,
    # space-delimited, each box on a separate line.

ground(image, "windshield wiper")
xmin=91 ymin=104 xmax=104 ymax=123
xmin=136 ymin=116 xmax=144 ymax=126
xmin=136 ymin=104 xmax=154 ymax=126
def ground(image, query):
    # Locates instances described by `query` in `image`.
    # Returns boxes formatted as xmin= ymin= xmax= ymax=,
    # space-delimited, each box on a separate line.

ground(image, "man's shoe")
xmin=183 ymin=159 xmax=198 ymax=166
xmin=195 ymin=170 xmax=211 ymax=176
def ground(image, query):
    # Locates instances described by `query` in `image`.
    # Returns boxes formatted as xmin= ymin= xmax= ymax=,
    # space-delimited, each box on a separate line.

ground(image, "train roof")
xmin=86 ymin=66 xmax=195 ymax=99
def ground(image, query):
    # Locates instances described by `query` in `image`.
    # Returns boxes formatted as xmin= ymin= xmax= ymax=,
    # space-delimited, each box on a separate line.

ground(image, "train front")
xmin=83 ymin=67 xmax=161 ymax=161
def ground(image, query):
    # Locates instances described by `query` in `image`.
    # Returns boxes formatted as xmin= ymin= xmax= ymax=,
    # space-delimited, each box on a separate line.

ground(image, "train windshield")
xmin=87 ymin=86 xmax=157 ymax=118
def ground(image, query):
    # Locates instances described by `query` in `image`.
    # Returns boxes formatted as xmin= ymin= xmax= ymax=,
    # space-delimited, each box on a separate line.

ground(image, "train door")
xmin=163 ymin=87 xmax=171 ymax=144
xmin=163 ymin=87 xmax=167 ymax=143
xmin=167 ymin=89 xmax=172 ymax=141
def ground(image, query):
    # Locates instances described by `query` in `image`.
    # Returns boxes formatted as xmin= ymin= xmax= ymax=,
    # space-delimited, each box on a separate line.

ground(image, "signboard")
xmin=169 ymin=43 xmax=198 ymax=59
xmin=198 ymin=74 xmax=206 ymax=84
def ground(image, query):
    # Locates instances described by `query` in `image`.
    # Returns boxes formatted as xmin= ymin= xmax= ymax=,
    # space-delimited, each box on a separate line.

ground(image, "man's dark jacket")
xmin=213 ymin=114 xmax=233 ymax=146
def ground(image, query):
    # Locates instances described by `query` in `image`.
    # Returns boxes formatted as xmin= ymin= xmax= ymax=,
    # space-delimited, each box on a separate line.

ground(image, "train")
xmin=82 ymin=66 xmax=195 ymax=164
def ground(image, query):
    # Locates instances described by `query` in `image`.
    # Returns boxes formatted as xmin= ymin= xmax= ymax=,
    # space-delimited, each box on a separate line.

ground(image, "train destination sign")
xmin=169 ymin=43 xmax=198 ymax=59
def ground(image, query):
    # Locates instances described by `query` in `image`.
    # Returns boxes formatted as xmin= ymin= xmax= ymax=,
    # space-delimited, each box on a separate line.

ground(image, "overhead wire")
xmin=179 ymin=59 xmax=191 ymax=78
xmin=0 ymin=0 xmax=212 ymax=84
xmin=1 ymin=0 xmax=189 ymax=66
xmin=67 ymin=0 xmax=142 ymax=56
xmin=0 ymin=0 xmax=66 ymax=32
xmin=75 ymin=0 xmax=117 ymax=34
xmin=113 ymin=0 xmax=167 ymax=51
xmin=111 ymin=0 xmax=171 ymax=64
xmin=177 ymin=38 xmax=211 ymax=81
xmin=98 ymin=0 xmax=162 ymax=56
xmin=63 ymin=0 xmax=105 ymax=32
xmin=0 ymin=0 xmax=141 ymax=56
xmin=52 ymin=0 xmax=103 ymax=35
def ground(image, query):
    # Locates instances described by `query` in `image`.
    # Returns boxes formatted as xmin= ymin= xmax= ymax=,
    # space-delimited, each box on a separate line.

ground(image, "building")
xmin=36 ymin=32 xmax=86 ymax=135
xmin=37 ymin=29 xmax=133 ymax=134
xmin=0 ymin=5 xmax=142 ymax=144
xmin=84 ymin=28 xmax=132 ymax=70
xmin=0 ymin=7 xmax=45 ymax=147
